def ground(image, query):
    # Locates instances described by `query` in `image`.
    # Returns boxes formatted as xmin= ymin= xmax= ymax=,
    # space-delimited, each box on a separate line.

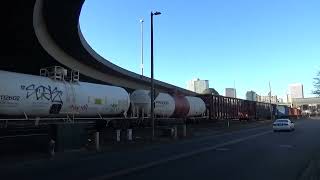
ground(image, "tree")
xmin=313 ymin=71 xmax=320 ymax=96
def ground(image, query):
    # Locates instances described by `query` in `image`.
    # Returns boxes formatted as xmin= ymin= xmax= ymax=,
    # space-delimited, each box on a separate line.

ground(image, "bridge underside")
xmin=3 ymin=1 xmax=196 ymax=95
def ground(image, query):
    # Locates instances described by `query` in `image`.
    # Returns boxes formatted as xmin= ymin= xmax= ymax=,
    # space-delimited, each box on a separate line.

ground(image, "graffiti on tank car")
xmin=21 ymin=84 xmax=63 ymax=104
xmin=110 ymin=103 xmax=120 ymax=112
xmin=155 ymin=101 xmax=169 ymax=105
xmin=70 ymin=104 xmax=88 ymax=112
xmin=0 ymin=95 xmax=20 ymax=106
xmin=0 ymin=95 xmax=20 ymax=101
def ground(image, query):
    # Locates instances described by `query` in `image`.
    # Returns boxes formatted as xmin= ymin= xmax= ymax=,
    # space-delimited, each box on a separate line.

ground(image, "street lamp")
xmin=140 ymin=19 xmax=144 ymax=76
xmin=151 ymin=11 xmax=161 ymax=138
xmin=269 ymin=81 xmax=273 ymax=121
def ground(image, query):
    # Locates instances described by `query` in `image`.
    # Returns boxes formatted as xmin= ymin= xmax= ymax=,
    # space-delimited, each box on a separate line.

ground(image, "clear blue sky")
xmin=79 ymin=0 xmax=320 ymax=99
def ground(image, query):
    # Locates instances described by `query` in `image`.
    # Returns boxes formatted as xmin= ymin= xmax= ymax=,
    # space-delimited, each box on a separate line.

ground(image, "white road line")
xmin=215 ymin=148 xmax=230 ymax=151
xmin=279 ymin=145 xmax=294 ymax=148
xmin=179 ymin=124 xmax=271 ymax=144
xmin=90 ymin=130 xmax=272 ymax=180
xmin=0 ymin=134 xmax=47 ymax=139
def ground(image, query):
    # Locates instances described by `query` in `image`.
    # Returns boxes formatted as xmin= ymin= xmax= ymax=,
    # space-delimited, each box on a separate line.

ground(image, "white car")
xmin=273 ymin=119 xmax=295 ymax=132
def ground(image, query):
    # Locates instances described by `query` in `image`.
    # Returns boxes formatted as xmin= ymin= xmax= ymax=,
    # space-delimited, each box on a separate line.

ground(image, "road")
xmin=1 ymin=118 xmax=320 ymax=180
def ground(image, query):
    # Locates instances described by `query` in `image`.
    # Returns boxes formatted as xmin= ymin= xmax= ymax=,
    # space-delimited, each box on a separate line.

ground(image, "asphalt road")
xmin=1 ymin=118 xmax=320 ymax=180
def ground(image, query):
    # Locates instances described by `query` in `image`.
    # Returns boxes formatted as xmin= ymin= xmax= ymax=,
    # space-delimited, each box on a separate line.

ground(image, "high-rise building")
xmin=225 ymin=88 xmax=236 ymax=98
xmin=278 ymin=98 xmax=284 ymax=103
xmin=259 ymin=95 xmax=278 ymax=103
xmin=186 ymin=78 xmax=209 ymax=93
xmin=186 ymin=79 xmax=195 ymax=92
xmin=289 ymin=83 xmax=304 ymax=99
xmin=246 ymin=91 xmax=257 ymax=101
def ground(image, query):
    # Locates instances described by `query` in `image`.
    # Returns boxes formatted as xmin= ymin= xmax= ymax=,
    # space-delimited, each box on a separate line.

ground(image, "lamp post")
xmin=269 ymin=81 xmax=273 ymax=121
xmin=151 ymin=11 xmax=161 ymax=138
xmin=140 ymin=19 xmax=144 ymax=76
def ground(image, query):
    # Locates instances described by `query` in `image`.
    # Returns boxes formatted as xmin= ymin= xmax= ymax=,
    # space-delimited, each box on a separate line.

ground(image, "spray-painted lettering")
xmin=0 ymin=95 xmax=20 ymax=101
xmin=70 ymin=104 xmax=88 ymax=112
xmin=23 ymin=84 xmax=63 ymax=104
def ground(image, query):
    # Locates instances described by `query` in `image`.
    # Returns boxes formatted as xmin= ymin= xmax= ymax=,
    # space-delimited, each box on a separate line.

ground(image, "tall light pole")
xmin=269 ymin=81 xmax=273 ymax=120
xmin=140 ymin=19 xmax=144 ymax=76
xmin=151 ymin=11 xmax=161 ymax=138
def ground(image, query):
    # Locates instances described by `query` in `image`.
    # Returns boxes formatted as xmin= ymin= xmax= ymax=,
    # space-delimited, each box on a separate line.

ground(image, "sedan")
xmin=273 ymin=119 xmax=295 ymax=132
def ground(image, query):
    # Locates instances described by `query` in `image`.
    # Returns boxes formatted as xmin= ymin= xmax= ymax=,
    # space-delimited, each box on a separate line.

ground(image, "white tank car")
xmin=0 ymin=70 xmax=130 ymax=117
xmin=130 ymin=90 xmax=175 ymax=117
xmin=130 ymin=90 xmax=206 ymax=117
xmin=185 ymin=96 xmax=206 ymax=117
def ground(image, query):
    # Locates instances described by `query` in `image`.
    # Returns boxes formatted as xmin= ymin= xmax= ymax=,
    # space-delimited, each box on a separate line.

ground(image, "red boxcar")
xmin=198 ymin=94 xmax=259 ymax=121
xmin=289 ymin=107 xmax=301 ymax=119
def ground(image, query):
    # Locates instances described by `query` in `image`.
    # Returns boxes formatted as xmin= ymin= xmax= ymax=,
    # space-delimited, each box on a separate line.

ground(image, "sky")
xmin=79 ymin=0 xmax=320 ymax=99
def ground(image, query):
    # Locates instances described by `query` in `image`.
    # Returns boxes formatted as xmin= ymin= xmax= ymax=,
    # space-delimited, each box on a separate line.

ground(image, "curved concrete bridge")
xmin=2 ymin=1 xmax=196 ymax=95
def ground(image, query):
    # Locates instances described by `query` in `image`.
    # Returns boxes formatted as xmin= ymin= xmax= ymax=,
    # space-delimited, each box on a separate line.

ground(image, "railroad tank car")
xmin=185 ymin=96 xmax=206 ymax=117
xmin=0 ymin=70 xmax=130 ymax=117
xmin=130 ymin=90 xmax=206 ymax=118
xmin=130 ymin=90 xmax=175 ymax=117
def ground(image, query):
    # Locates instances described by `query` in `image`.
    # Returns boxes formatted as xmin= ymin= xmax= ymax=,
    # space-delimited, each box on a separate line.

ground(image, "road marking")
xmin=0 ymin=134 xmax=47 ymax=139
xmin=90 ymin=130 xmax=272 ymax=180
xmin=180 ymin=125 xmax=271 ymax=145
xmin=215 ymin=148 xmax=230 ymax=151
xmin=279 ymin=145 xmax=293 ymax=148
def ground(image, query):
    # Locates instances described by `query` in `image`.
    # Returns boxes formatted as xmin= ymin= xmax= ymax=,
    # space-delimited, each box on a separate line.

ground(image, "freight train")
xmin=0 ymin=70 xmax=206 ymax=119
xmin=198 ymin=94 xmax=301 ymax=120
xmin=0 ymin=70 xmax=301 ymax=122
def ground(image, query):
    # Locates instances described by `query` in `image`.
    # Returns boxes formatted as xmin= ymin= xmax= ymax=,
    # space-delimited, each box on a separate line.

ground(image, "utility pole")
xmin=269 ymin=81 xmax=273 ymax=120
xmin=150 ymin=11 xmax=161 ymax=139
xmin=233 ymin=80 xmax=236 ymax=98
xmin=140 ymin=19 xmax=144 ymax=76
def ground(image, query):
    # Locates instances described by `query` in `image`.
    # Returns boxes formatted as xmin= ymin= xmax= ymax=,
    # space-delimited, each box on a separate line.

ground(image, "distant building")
xmin=259 ymin=95 xmax=278 ymax=103
xmin=187 ymin=78 xmax=209 ymax=93
xmin=289 ymin=83 xmax=304 ymax=99
xmin=256 ymin=94 xmax=262 ymax=102
xmin=186 ymin=80 xmax=195 ymax=92
xmin=278 ymin=98 xmax=284 ymax=103
xmin=246 ymin=91 xmax=257 ymax=101
xmin=225 ymin=88 xmax=236 ymax=98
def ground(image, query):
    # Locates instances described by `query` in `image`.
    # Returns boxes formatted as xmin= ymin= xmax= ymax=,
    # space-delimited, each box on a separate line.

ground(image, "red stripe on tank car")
xmin=172 ymin=95 xmax=190 ymax=117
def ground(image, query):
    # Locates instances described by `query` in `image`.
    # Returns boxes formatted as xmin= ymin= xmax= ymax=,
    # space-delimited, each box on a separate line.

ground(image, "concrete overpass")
xmin=292 ymin=97 xmax=320 ymax=113
xmin=2 ymin=1 xmax=196 ymax=95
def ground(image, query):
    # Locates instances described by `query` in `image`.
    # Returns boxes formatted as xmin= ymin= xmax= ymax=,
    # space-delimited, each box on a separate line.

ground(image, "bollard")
xmin=142 ymin=108 xmax=144 ymax=119
xmin=227 ymin=120 xmax=230 ymax=128
xmin=183 ymin=124 xmax=187 ymax=137
xmin=95 ymin=132 xmax=100 ymax=151
xmin=173 ymin=126 xmax=178 ymax=139
xmin=116 ymin=129 xmax=121 ymax=142
xmin=49 ymin=139 xmax=55 ymax=158
xmin=35 ymin=117 xmax=40 ymax=126
xmin=127 ymin=129 xmax=132 ymax=141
